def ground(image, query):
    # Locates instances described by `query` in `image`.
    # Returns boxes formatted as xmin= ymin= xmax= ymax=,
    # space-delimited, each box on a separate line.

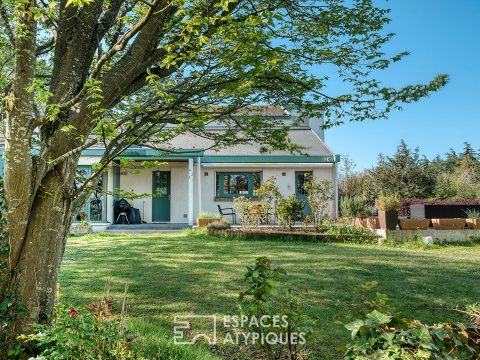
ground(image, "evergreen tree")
xmin=367 ymin=140 xmax=436 ymax=199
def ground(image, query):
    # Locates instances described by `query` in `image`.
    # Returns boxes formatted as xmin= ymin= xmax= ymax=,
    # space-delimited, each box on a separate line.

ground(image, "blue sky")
xmin=325 ymin=0 xmax=480 ymax=170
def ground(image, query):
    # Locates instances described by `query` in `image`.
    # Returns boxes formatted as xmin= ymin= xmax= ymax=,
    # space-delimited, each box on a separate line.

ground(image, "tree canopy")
xmin=340 ymin=141 xmax=480 ymax=201
xmin=0 ymin=0 xmax=448 ymax=337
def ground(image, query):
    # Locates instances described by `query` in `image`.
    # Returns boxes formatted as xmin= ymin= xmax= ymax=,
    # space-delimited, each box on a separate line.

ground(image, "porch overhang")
xmin=81 ymin=148 xmax=204 ymax=160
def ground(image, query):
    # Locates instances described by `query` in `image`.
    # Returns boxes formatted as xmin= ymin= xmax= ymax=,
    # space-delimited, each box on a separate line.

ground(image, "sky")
xmin=324 ymin=0 xmax=480 ymax=170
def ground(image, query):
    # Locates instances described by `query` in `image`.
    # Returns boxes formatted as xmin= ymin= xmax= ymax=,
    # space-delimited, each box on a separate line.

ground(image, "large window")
xmin=215 ymin=172 xmax=261 ymax=198
xmin=75 ymin=166 xmax=107 ymax=222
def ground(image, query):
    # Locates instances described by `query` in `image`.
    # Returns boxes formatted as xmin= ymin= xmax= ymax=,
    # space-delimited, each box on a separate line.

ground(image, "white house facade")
xmin=0 ymin=107 xmax=340 ymax=231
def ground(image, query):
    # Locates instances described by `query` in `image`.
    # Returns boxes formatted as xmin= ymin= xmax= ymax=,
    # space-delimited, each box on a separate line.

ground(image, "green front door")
xmin=152 ymin=171 xmax=171 ymax=222
xmin=295 ymin=171 xmax=312 ymax=216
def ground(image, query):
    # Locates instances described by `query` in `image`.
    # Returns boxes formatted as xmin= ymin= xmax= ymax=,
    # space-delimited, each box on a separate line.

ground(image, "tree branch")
xmin=46 ymin=137 xmax=99 ymax=171
xmin=0 ymin=0 xmax=15 ymax=49
xmin=58 ymin=0 xmax=167 ymax=112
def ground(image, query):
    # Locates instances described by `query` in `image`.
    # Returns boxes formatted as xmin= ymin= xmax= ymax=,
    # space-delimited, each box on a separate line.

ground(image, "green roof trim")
xmin=201 ymin=155 xmax=340 ymax=163
xmin=81 ymin=148 xmax=204 ymax=158
xmin=0 ymin=147 xmax=339 ymax=167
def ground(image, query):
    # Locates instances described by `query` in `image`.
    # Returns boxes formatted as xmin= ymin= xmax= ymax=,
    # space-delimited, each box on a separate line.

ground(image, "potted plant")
xmin=70 ymin=220 xmax=93 ymax=235
xmin=197 ymin=212 xmax=222 ymax=227
xmin=340 ymin=196 xmax=369 ymax=228
xmin=399 ymin=218 xmax=430 ymax=230
xmin=464 ymin=209 xmax=480 ymax=229
xmin=364 ymin=206 xmax=380 ymax=229
xmin=375 ymin=195 xmax=400 ymax=230
xmin=431 ymin=218 xmax=466 ymax=230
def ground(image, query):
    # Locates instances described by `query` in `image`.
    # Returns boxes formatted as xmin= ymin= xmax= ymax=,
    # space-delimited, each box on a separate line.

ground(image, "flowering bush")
xmin=20 ymin=304 xmax=135 ymax=359
xmin=277 ymin=195 xmax=305 ymax=230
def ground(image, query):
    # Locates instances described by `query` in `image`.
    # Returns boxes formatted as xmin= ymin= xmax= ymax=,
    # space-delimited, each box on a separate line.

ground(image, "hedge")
xmin=206 ymin=229 xmax=380 ymax=244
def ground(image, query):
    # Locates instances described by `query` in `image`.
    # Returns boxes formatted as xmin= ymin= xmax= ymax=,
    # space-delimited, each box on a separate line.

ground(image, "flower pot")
xmin=431 ymin=218 xmax=466 ymax=230
xmin=197 ymin=218 xmax=221 ymax=227
xmin=466 ymin=219 xmax=480 ymax=229
xmin=399 ymin=219 xmax=430 ymax=230
xmin=364 ymin=217 xmax=380 ymax=229
xmin=70 ymin=225 xmax=93 ymax=234
xmin=378 ymin=210 xmax=398 ymax=230
xmin=353 ymin=218 xmax=365 ymax=228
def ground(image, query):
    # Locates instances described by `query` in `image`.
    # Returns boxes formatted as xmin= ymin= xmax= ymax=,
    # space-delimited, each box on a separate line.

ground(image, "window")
xmin=295 ymin=171 xmax=313 ymax=195
xmin=74 ymin=166 xmax=107 ymax=222
xmin=216 ymin=172 xmax=262 ymax=198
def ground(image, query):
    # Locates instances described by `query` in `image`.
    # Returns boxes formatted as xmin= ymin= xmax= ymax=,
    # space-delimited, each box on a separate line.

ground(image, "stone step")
xmin=106 ymin=223 xmax=190 ymax=231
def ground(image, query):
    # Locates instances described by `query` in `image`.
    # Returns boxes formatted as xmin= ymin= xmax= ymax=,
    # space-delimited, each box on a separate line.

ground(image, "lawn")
xmin=60 ymin=231 xmax=480 ymax=359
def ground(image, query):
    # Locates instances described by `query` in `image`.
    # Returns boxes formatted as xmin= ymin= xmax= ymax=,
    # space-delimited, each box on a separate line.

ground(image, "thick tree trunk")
xmin=8 ymin=165 xmax=77 ymax=334
xmin=4 ymin=171 xmax=77 ymax=338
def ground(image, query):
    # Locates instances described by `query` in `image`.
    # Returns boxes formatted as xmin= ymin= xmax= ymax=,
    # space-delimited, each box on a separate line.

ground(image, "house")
xmin=0 ymin=106 xmax=340 ymax=231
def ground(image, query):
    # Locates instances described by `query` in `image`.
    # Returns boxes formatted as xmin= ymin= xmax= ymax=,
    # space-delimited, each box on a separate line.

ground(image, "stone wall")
xmin=374 ymin=229 xmax=480 ymax=243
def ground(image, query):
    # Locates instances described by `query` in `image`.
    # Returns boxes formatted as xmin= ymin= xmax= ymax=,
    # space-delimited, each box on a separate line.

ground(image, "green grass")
xmin=60 ymin=231 xmax=480 ymax=359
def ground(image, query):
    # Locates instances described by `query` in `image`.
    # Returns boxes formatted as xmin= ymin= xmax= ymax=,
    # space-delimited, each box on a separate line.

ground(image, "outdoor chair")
xmin=217 ymin=205 xmax=236 ymax=224
xmin=116 ymin=212 xmax=129 ymax=224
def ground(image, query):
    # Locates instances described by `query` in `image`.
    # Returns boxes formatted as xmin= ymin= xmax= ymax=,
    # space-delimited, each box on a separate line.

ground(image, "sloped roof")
xmin=230 ymin=105 xmax=289 ymax=117
xmin=0 ymin=129 xmax=332 ymax=159
xmin=162 ymin=129 xmax=333 ymax=156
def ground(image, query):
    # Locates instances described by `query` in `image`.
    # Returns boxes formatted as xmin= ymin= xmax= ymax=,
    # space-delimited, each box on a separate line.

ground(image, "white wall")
xmin=119 ymin=162 xmax=189 ymax=223
xmin=196 ymin=165 xmax=336 ymax=221
xmin=107 ymin=161 xmax=337 ymax=224
xmin=78 ymin=156 xmax=102 ymax=166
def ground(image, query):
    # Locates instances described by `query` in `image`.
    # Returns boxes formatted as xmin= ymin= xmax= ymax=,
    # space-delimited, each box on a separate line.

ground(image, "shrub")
xmin=238 ymin=257 xmax=310 ymax=360
xmin=375 ymin=194 xmax=401 ymax=211
xmin=233 ymin=196 xmax=269 ymax=227
xmin=198 ymin=212 xmax=222 ymax=219
xmin=435 ymin=166 xmax=480 ymax=200
xmin=277 ymin=195 xmax=305 ymax=229
xmin=336 ymin=282 xmax=395 ymax=326
xmin=206 ymin=219 xmax=231 ymax=230
xmin=465 ymin=209 xmax=480 ymax=219
xmin=255 ymin=176 xmax=283 ymax=224
xmin=342 ymin=284 xmax=480 ymax=359
xmin=20 ymin=304 xmax=135 ymax=359
xmin=340 ymin=196 xmax=369 ymax=219
xmin=324 ymin=225 xmax=374 ymax=237
xmin=303 ymin=176 xmax=333 ymax=230
xmin=345 ymin=308 xmax=480 ymax=359
xmin=210 ymin=227 xmax=379 ymax=244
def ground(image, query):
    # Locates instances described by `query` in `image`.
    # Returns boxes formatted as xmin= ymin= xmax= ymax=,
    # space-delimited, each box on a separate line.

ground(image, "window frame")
xmin=74 ymin=165 xmax=108 ymax=223
xmin=295 ymin=171 xmax=313 ymax=196
xmin=215 ymin=171 xmax=262 ymax=198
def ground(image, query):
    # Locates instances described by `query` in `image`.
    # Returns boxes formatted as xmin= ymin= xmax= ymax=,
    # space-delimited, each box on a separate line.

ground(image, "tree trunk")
xmin=4 ymin=145 xmax=79 ymax=334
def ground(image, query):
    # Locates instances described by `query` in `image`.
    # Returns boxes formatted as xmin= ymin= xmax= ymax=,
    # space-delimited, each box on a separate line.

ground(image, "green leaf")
xmin=66 ymin=0 xmax=94 ymax=8
xmin=60 ymin=125 xmax=77 ymax=133
xmin=416 ymin=349 xmax=431 ymax=358
xmin=366 ymin=310 xmax=392 ymax=325
xmin=345 ymin=319 xmax=364 ymax=339
xmin=411 ymin=327 xmax=432 ymax=344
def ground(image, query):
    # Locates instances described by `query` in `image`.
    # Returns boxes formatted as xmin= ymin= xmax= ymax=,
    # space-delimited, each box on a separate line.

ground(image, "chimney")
xmin=289 ymin=109 xmax=325 ymax=141
xmin=308 ymin=116 xmax=325 ymax=141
